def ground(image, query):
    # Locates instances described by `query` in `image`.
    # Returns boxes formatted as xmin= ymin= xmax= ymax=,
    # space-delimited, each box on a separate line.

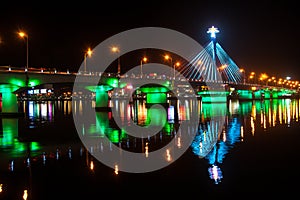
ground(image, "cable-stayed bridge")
xmin=1 ymin=26 xmax=299 ymax=115
xmin=179 ymin=38 xmax=242 ymax=84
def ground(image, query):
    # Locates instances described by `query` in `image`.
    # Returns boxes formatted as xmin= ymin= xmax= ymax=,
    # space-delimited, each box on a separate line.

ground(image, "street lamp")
xmin=259 ymin=73 xmax=268 ymax=86
xmin=140 ymin=56 xmax=147 ymax=77
xmin=84 ymin=48 xmax=93 ymax=74
xmin=18 ymin=31 xmax=28 ymax=72
xmin=164 ymin=55 xmax=173 ymax=79
xmin=249 ymin=72 xmax=255 ymax=84
xmin=111 ymin=46 xmax=120 ymax=76
xmin=239 ymin=68 xmax=245 ymax=84
xmin=174 ymin=62 xmax=180 ymax=80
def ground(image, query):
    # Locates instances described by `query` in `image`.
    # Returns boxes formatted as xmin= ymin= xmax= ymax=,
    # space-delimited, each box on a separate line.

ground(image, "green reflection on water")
xmin=0 ymin=118 xmax=41 ymax=157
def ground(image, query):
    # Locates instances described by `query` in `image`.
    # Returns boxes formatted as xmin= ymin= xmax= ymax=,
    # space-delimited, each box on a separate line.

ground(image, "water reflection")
xmin=191 ymin=99 xmax=300 ymax=184
xmin=0 ymin=98 xmax=300 ymax=197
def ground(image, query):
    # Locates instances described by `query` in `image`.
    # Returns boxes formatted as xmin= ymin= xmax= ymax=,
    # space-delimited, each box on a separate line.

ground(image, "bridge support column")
xmin=139 ymin=86 xmax=169 ymax=107
xmin=1 ymin=92 xmax=18 ymax=113
xmin=0 ymin=84 xmax=23 ymax=116
xmin=95 ymin=89 xmax=109 ymax=108
xmin=198 ymin=91 xmax=228 ymax=103
xmin=85 ymin=85 xmax=113 ymax=111
xmin=235 ymin=90 xmax=253 ymax=101
xmin=146 ymin=93 xmax=167 ymax=105
xmin=253 ymin=90 xmax=262 ymax=100
xmin=0 ymin=92 xmax=22 ymax=118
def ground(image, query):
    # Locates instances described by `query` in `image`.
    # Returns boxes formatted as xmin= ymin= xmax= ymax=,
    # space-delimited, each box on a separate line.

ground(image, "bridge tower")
xmin=207 ymin=26 xmax=220 ymax=67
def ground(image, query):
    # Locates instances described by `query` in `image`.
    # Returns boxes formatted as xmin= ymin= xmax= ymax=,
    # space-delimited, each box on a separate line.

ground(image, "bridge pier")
xmin=138 ymin=86 xmax=169 ymax=107
xmin=198 ymin=91 xmax=228 ymax=103
xmin=95 ymin=88 xmax=110 ymax=109
xmin=1 ymin=92 xmax=18 ymax=113
xmin=85 ymin=85 xmax=114 ymax=111
xmin=0 ymin=84 xmax=24 ymax=116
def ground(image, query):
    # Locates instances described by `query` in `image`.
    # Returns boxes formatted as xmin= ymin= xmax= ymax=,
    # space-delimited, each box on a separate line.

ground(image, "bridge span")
xmin=1 ymin=26 xmax=299 ymax=115
xmin=1 ymin=66 xmax=299 ymax=116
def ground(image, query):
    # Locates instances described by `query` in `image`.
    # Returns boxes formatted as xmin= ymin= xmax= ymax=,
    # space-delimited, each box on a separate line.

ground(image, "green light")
xmin=119 ymin=82 xmax=127 ymax=88
xmin=95 ymin=112 xmax=109 ymax=135
xmin=106 ymin=129 xmax=120 ymax=143
xmin=8 ymin=78 xmax=25 ymax=87
xmin=139 ymin=86 xmax=169 ymax=93
xmin=7 ymin=77 xmax=41 ymax=88
xmin=120 ymin=129 xmax=127 ymax=140
xmin=85 ymin=85 xmax=113 ymax=108
xmin=0 ymin=119 xmax=18 ymax=147
xmin=263 ymin=100 xmax=271 ymax=115
xmin=105 ymin=77 xmax=119 ymax=88
xmin=201 ymin=102 xmax=227 ymax=118
xmin=1 ymin=92 xmax=18 ymax=113
xmin=254 ymin=90 xmax=262 ymax=99
xmin=85 ymin=85 xmax=113 ymax=92
xmin=145 ymin=107 xmax=167 ymax=127
xmin=146 ymin=93 xmax=167 ymax=104
xmin=163 ymin=81 xmax=171 ymax=87
xmin=96 ymin=91 xmax=109 ymax=108
xmin=271 ymin=90 xmax=279 ymax=98
xmin=28 ymin=79 xmax=41 ymax=87
xmin=263 ymin=90 xmax=271 ymax=99
xmin=239 ymin=101 xmax=252 ymax=115
xmin=254 ymin=101 xmax=262 ymax=113
xmin=237 ymin=90 xmax=253 ymax=99
xmin=88 ymin=124 xmax=98 ymax=134
xmin=198 ymin=91 xmax=228 ymax=103
xmin=163 ymin=123 xmax=172 ymax=135
xmin=0 ymin=84 xmax=20 ymax=93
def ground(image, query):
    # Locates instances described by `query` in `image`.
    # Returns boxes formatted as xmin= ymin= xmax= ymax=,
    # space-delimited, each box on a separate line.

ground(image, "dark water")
xmin=1 ymin=99 xmax=300 ymax=199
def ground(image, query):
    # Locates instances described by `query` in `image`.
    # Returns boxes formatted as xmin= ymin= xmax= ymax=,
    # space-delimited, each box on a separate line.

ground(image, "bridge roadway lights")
xmin=0 ymin=84 xmax=24 ymax=117
xmin=235 ymin=88 xmax=297 ymax=101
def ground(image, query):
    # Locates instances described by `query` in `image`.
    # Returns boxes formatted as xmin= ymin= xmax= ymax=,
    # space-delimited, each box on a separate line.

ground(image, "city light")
xmin=84 ymin=48 xmax=93 ymax=73
xmin=18 ymin=31 xmax=29 ymax=72
xmin=140 ymin=56 xmax=148 ymax=77
xmin=111 ymin=46 xmax=121 ymax=75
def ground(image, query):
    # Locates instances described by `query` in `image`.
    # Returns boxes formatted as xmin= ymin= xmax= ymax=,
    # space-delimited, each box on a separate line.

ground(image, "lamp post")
xmin=111 ymin=46 xmax=120 ymax=76
xmin=18 ymin=31 xmax=28 ymax=72
xmin=140 ymin=57 xmax=147 ymax=77
xmin=239 ymin=68 xmax=245 ymax=84
xmin=174 ymin=62 xmax=180 ymax=80
xmin=84 ymin=48 xmax=93 ymax=74
xmin=218 ymin=64 xmax=228 ymax=83
xmin=164 ymin=55 xmax=173 ymax=79
xmin=249 ymin=72 xmax=255 ymax=84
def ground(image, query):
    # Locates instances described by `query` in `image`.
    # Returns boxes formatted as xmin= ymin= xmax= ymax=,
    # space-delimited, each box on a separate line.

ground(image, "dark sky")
xmin=1 ymin=1 xmax=299 ymax=79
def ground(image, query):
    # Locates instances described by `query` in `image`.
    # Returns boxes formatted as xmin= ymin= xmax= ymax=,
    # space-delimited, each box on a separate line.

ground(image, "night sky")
xmin=0 ymin=1 xmax=299 ymax=79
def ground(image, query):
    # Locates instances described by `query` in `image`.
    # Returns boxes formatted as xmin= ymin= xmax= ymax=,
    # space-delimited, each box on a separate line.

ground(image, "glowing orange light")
xmin=23 ymin=190 xmax=28 ymax=200
xmin=114 ymin=164 xmax=119 ymax=175
xmin=111 ymin=46 xmax=119 ymax=53
xmin=18 ymin=31 xmax=27 ymax=38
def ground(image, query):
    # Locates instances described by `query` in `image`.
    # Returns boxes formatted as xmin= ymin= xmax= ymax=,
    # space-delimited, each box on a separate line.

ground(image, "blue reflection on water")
xmin=206 ymin=117 xmax=241 ymax=165
xmin=191 ymin=106 xmax=243 ymax=184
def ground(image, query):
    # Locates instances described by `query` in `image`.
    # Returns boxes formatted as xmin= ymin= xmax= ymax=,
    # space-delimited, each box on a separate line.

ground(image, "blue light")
xmin=207 ymin=26 xmax=219 ymax=39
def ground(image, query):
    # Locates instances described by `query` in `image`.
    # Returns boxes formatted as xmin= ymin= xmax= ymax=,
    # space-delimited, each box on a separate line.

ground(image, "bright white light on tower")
xmin=207 ymin=26 xmax=220 ymax=38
